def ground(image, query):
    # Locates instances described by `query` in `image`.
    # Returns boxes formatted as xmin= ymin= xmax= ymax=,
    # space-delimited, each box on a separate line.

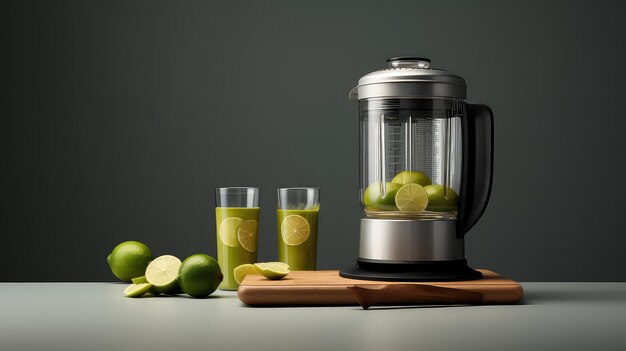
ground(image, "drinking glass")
xmin=276 ymin=188 xmax=320 ymax=271
xmin=215 ymin=187 xmax=260 ymax=290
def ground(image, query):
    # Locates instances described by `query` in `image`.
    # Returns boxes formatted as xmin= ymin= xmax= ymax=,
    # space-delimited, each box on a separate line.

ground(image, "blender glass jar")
xmin=360 ymin=98 xmax=463 ymax=219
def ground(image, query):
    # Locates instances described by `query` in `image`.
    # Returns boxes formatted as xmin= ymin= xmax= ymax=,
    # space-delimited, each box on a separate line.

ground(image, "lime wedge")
xmin=124 ymin=283 xmax=153 ymax=298
xmin=219 ymin=217 xmax=243 ymax=247
xmin=263 ymin=262 xmax=289 ymax=270
xmin=234 ymin=263 xmax=258 ymax=285
xmin=395 ymin=183 xmax=429 ymax=213
xmin=254 ymin=262 xmax=290 ymax=280
xmin=237 ymin=220 xmax=258 ymax=252
xmin=145 ymin=255 xmax=181 ymax=293
xmin=131 ymin=276 xmax=148 ymax=284
xmin=280 ymin=215 xmax=310 ymax=246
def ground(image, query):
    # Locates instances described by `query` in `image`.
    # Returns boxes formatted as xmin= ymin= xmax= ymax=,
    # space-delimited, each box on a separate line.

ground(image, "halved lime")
xmin=131 ymin=276 xmax=148 ymax=284
xmin=219 ymin=217 xmax=243 ymax=247
xmin=395 ymin=183 xmax=429 ymax=213
xmin=145 ymin=255 xmax=181 ymax=293
xmin=234 ymin=263 xmax=258 ymax=285
xmin=254 ymin=262 xmax=290 ymax=280
xmin=237 ymin=220 xmax=258 ymax=252
xmin=280 ymin=215 xmax=310 ymax=246
xmin=424 ymin=184 xmax=458 ymax=212
xmin=124 ymin=283 xmax=153 ymax=298
xmin=391 ymin=170 xmax=432 ymax=186
xmin=363 ymin=182 xmax=402 ymax=211
xmin=263 ymin=262 xmax=289 ymax=270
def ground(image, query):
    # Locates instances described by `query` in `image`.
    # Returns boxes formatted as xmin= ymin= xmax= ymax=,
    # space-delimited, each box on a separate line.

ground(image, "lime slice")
xmin=219 ymin=217 xmax=243 ymax=247
xmin=395 ymin=183 xmax=429 ymax=213
xmin=145 ymin=255 xmax=181 ymax=293
xmin=124 ymin=283 xmax=153 ymax=298
xmin=254 ymin=262 xmax=290 ymax=280
xmin=234 ymin=263 xmax=258 ymax=285
xmin=280 ymin=215 xmax=310 ymax=246
xmin=131 ymin=276 xmax=148 ymax=284
xmin=237 ymin=220 xmax=258 ymax=252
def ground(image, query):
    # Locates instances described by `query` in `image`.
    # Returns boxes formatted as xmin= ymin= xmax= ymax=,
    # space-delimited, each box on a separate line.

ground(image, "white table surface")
xmin=1 ymin=282 xmax=625 ymax=351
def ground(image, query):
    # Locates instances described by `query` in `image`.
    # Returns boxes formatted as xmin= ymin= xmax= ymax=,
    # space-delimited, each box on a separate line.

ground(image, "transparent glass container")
xmin=360 ymin=98 xmax=463 ymax=220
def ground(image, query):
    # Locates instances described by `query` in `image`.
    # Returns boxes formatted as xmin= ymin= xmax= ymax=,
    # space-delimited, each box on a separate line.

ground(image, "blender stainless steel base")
xmin=339 ymin=218 xmax=482 ymax=281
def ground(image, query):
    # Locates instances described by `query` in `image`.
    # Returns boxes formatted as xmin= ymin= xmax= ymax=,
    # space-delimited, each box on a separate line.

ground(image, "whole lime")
xmin=363 ymin=182 xmax=402 ymax=211
xmin=178 ymin=254 xmax=223 ymax=298
xmin=391 ymin=171 xmax=432 ymax=186
xmin=106 ymin=241 xmax=153 ymax=282
xmin=424 ymin=184 xmax=459 ymax=212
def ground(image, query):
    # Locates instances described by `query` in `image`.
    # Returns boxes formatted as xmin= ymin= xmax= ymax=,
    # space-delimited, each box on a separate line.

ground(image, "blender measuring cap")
xmin=349 ymin=57 xmax=467 ymax=100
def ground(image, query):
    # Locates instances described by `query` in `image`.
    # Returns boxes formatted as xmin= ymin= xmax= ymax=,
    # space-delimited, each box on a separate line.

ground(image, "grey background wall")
xmin=2 ymin=0 xmax=625 ymax=281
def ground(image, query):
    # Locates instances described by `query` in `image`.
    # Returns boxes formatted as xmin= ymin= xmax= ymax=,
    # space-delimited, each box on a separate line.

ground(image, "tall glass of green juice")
xmin=215 ymin=187 xmax=260 ymax=290
xmin=277 ymin=188 xmax=320 ymax=271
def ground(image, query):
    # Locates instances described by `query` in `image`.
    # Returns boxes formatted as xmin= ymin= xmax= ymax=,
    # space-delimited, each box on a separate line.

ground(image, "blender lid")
xmin=351 ymin=57 xmax=467 ymax=100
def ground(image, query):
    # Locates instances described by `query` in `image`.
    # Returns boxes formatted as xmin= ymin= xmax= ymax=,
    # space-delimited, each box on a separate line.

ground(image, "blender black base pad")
xmin=339 ymin=258 xmax=483 ymax=282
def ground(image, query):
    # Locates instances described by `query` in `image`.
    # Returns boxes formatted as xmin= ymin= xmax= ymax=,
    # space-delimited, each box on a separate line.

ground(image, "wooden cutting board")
xmin=237 ymin=269 xmax=523 ymax=307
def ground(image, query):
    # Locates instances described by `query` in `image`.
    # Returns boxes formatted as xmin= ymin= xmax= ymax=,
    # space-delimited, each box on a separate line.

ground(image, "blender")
xmin=340 ymin=57 xmax=493 ymax=281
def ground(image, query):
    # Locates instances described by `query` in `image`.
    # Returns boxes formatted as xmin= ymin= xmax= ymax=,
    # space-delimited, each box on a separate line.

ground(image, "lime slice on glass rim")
xmin=395 ymin=183 xmax=429 ymax=213
xmin=145 ymin=255 xmax=181 ymax=293
xmin=124 ymin=283 xmax=153 ymax=298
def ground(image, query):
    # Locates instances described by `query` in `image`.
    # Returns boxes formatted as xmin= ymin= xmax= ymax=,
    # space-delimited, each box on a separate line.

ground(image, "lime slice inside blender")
xmin=395 ymin=183 xmax=429 ymax=213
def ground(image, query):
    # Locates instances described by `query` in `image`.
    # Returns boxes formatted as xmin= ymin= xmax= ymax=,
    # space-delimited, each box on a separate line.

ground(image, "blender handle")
xmin=348 ymin=86 xmax=358 ymax=100
xmin=457 ymin=103 xmax=494 ymax=238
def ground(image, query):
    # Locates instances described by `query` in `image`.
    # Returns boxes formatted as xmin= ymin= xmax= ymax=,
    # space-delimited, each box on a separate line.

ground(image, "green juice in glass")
xmin=215 ymin=207 xmax=260 ymax=290
xmin=277 ymin=209 xmax=319 ymax=271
